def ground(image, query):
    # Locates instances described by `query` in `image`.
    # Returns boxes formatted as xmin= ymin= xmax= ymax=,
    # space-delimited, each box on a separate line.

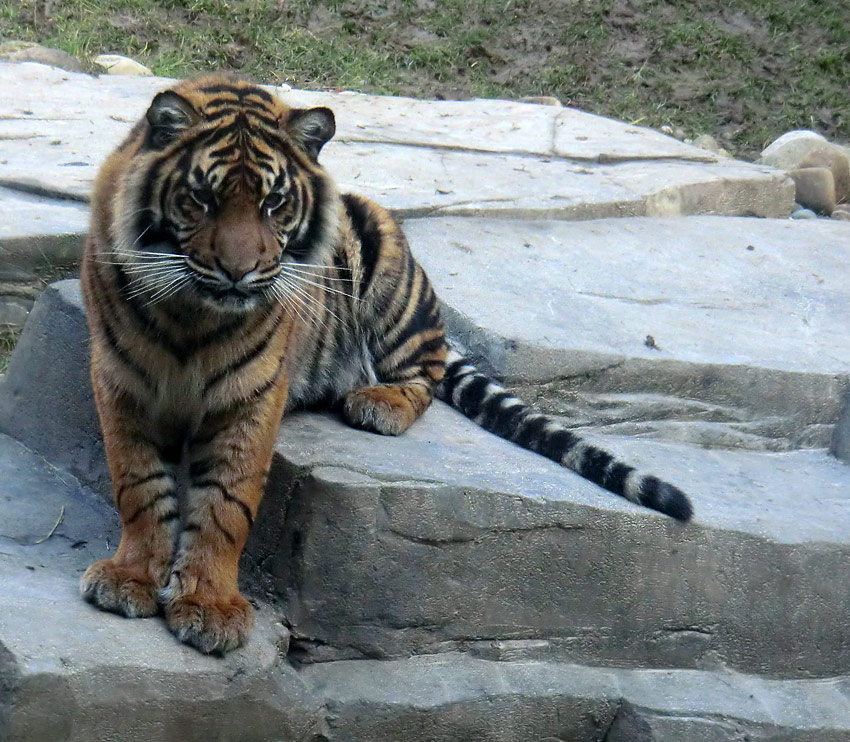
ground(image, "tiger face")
xmin=113 ymin=78 xmax=339 ymax=313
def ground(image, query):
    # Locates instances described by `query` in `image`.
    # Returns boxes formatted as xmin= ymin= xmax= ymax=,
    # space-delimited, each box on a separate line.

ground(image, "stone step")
xmin=2 ymin=281 xmax=849 ymax=679
xmin=406 ymin=215 xmax=850 ymax=453
xmin=0 ymin=62 xmax=792 ymax=220
xmin=1 ymin=434 xmax=848 ymax=741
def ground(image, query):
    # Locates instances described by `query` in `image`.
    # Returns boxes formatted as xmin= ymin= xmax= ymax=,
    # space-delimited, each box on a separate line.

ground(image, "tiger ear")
xmin=286 ymin=107 xmax=335 ymax=160
xmin=145 ymin=91 xmax=198 ymax=149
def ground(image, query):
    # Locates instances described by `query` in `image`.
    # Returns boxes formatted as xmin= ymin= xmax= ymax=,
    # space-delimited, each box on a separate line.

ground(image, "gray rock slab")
xmin=405 ymin=215 xmax=850 ymax=450
xmin=0 ymin=186 xmax=88 ymax=268
xmin=1 ymin=434 xmax=847 ymax=740
xmin=262 ymin=409 xmax=850 ymax=676
xmin=0 ymin=62 xmax=792 ymax=219
xmin=3 ymin=280 xmax=850 ymax=677
xmin=300 ymin=654 xmax=850 ymax=742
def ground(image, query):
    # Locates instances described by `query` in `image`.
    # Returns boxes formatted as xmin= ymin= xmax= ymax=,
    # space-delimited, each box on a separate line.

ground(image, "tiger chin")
xmin=80 ymin=75 xmax=693 ymax=656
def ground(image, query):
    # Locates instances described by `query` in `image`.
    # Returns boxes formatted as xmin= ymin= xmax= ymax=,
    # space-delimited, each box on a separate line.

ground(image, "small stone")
xmin=790 ymin=207 xmax=818 ymax=220
xmin=692 ymin=134 xmax=721 ymax=154
xmin=831 ymin=208 xmax=850 ymax=222
xmin=0 ymin=41 xmax=83 ymax=73
xmin=660 ymin=125 xmax=673 ymax=136
xmin=672 ymin=127 xmax=686 ymax=141
xmin=519 ymin=95 xmax=562 ymax=107
xmin=789 ymin=167 xmax=836 ymax=214
xmin=93 ymin=54 xmax=153 ymax=76
xmin=718 ymin=148 xmax=731 ymax=158
xmin=0 ymin=295 xmax=34 ymax=326
xmin=799 ymin=148 xmax=850 ymax=205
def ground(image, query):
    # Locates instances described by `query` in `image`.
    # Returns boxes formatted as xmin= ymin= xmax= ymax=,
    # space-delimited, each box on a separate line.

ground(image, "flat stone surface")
xmin=263 ymin=407 xmax=850 ymax=676
xmin=4 ymin=432 xmax=849 ymax=739
xmin=406 ymin=215 xmax=850 ymax=450
xmin=0 ymin=62 xmax=792 ymax=220
xmin=302 ymin=654 xmax=850 ymax=741
xmin=0 ymin=186 xmax=88 ymax=267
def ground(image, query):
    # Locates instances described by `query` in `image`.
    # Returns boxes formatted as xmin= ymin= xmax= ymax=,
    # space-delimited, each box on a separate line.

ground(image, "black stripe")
xmin=439 ymin=364 xmax=473 ymax=401
xmin=193 ymin=479 xmax=255 ymax=528
xmin=157 ymin=510 xmax=180 ymax=524
xmin=288 ymin=173 xmax=333 ymax=260
xmin=382 ymin=335 xmax=445 ymax=376
xmin=381 ymin=289 xmax=439 ymax=361
xmin=188 ymin=456 xmax=226 ymax=479
xmin=577 ymin=447 xmax=614 ymax=488
xmin=537 ymin=428 xmax=580 ymax=463
xmin=116 ymin=471 xmax=170 ymax=507
xmin=603 ymin=461 xmax=634 ymax=495
xmin=456 ymin=375 xmax=490 ymax=416
xmin=343 ymin=194 xmax=382 ymax=298
xmin=203 ymin=316 xmax=281 ymax=394
xmin=210 ymin=507 xmax=236 ymax=545
xmin=490 ymin=401 xmax=528 ymax=440
xmin=100 ymin=314 xmax=156 ymax=391
xmin=127 ymin=490 xmax=177 ymax=524
xmin=514 ymin=414 xmax=548 ymax=449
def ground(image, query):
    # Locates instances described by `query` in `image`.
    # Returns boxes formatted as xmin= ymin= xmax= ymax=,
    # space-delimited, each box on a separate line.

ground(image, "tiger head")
xmin=112 ymin=76 xmax=340 ymax=312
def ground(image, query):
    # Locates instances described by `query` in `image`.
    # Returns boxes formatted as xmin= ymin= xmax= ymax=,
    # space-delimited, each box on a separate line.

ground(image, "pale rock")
xmin=789 ymin=166 xmax=836 ymax=214
xmin=93 ymin=54 xmax=153 ymax=76
xmin=800 ymin=147 xmax=850 ymax=204
xmin=831 ymin=206 xmax=850 ymax=222
xmin=0 ymin=41 xmax=83 ymax=72
xmin=759 ymin=130 xmax=849 ymax=198
xmin=519 ymin=95 xmax=562 ymax=106
xmin=692 ymin=134 xmax=721 ymax=154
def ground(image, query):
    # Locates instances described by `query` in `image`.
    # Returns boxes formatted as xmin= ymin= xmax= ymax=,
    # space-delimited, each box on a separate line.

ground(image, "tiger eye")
xmin=263 ymin=190 xmax=289 ymax=213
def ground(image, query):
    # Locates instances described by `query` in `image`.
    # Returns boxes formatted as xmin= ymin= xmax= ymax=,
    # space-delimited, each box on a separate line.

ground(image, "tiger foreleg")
xmin=81 ymin=385 xmax=180 ymax=618
xmin=159 ymin=383 xmax=288 ymax=654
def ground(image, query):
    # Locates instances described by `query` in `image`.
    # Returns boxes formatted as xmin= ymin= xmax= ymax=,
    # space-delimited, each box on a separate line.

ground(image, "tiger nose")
xmin=215 ymin=256 xmax=259 ymax=282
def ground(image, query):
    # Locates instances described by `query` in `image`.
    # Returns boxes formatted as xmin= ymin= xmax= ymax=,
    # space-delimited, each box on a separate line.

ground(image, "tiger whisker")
xmin=281 ymin=269 xmax=360 ymax=302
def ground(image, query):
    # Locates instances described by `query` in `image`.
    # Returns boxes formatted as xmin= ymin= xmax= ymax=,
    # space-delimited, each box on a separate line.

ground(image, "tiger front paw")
xmin=80 ymin=558 xmax=161 ymax=618
xmin=163 ymin=591 xmax=254 ymax=655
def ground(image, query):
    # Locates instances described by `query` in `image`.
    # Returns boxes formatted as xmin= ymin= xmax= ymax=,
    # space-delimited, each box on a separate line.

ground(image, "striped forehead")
xmin=188 ymin=88 xmax=294 ymax=193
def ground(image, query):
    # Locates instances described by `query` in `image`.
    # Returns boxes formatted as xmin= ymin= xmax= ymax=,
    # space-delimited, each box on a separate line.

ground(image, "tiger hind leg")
xmin=342 ymin=378 xmax=435 ymax=436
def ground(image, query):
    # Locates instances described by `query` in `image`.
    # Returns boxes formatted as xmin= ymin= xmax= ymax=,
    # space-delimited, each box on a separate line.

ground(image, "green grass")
xmin=1 ymin=0 xmax=847 ymax=158
xmin=0 ymin=327 xmax=22 ymax=374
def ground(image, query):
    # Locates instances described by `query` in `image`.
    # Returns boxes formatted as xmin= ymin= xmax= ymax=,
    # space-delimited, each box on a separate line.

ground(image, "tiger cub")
xmin=80 ymin=75 xmax=692 ymax=655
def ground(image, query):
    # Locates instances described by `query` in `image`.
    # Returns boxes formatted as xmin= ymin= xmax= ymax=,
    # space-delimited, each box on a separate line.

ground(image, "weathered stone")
xmin=405 ymin=215 xmax=850 ymax=451
xmin=0 ymin=295 xmax=33 ymax=327
xmin=1 ymin=426 xmax=849 ymax=740
xmin=800 ymin=147 xmax=850 ymax=204
xmin=759 ymin=129 xmax=832 ymax=169
xmin=0 ymin=281 xmax=108 ymax=493
xmin=831 ymin=206 xmax=850 ymax=221
xmin=518 ymin=95 xmax=562 ymax=106
xmin=791 ymin=207 xmax=818 ymax=219
xmin=789 ymin=166 xmax=836 ymax=214
xmin=0 ymin=187 xmax=88 ymax=269
xmin=0 ymin=42 xmax=83 ymax=73
xmin=692 ymin=133 xmax=721 ymax=153
xmin=0 ymin=62 xmax=794 ymax=219
xmin=93 ymin=54 xmax=153 ymax=76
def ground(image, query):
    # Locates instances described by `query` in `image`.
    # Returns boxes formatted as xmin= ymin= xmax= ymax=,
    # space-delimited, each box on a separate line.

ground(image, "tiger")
xmin=79 ymin=74 xmax=693 ymax=655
